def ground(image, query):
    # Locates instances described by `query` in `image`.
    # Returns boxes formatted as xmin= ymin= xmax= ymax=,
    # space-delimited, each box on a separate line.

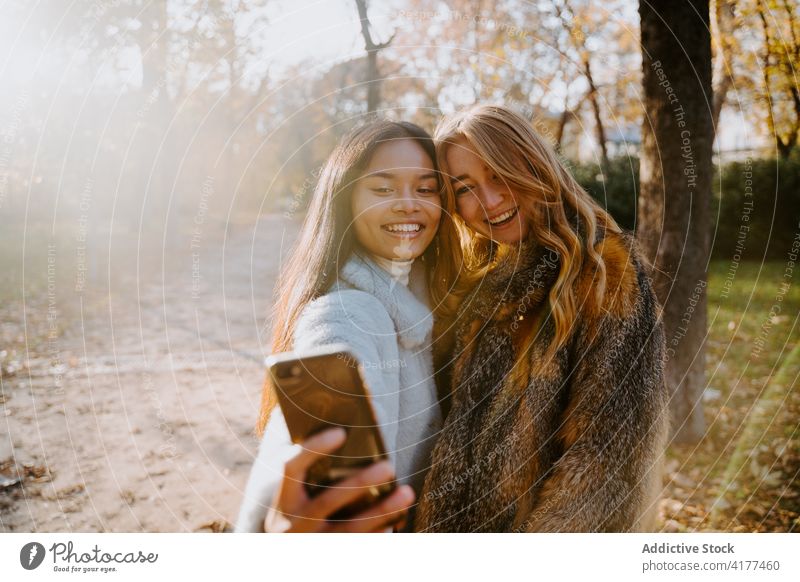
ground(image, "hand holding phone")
xmin=264 ymin=426 xmax=415 ymax=533
xmin=263 ymin=345 xmax=415 ymax=532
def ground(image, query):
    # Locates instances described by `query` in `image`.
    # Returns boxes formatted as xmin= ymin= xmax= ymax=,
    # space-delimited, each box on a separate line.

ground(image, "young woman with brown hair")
xmin=235 ymin=119 xmax=460 ymax=533
xmin=414 ymin=104 xmax=669 ymax=532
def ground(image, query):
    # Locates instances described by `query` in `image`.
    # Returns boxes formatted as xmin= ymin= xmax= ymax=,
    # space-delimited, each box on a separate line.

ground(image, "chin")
xmin=504 ymin=234 xmax=526 ymax=245
xmin=497 ymin=227 xmax=528 ymax=246
xmin=482 ymin=232 xmax=520 ymax=246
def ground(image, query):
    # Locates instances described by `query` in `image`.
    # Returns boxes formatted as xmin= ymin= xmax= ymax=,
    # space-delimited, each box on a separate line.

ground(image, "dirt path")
xmin=1 ymin=215 xmax=299 ymax=532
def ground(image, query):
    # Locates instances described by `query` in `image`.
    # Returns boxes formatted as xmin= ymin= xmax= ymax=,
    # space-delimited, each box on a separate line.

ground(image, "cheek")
xmin=353 ymin=210 xmax=383 ymax=244
xmin=428 ymin=200 xmax=443 ymax=224
xmin=350 ymin=190 xmax=364 ymax=220
xmin=455 ymin=197 xmax=467 ymax=218
xmin=350 ymin=196 xmax=376 ymax=246
xmin=351 ymin=192 xmax=380 ymax=229
xmin=456 ymin=197 xmax=480 ymax=227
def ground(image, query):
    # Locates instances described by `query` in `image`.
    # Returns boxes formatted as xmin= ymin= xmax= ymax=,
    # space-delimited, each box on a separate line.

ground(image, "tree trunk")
xmin=355 ymin=0 xmax=393 ymax=115
xmin=365 ymin=49 xmax=380 ymax=114
xmin=639 ymin=0 xmax=713 ymax=444
xmin=556 ymin=0 xmax=609 ymax=170
xmin=134 ymin=1 xmax=171 ymax=242
xmin=473 ymin=0 xmax=484 ymax=100
xmin=555 ymin=91 xmax=586 ymax=151
xmin=583 ymin=57 xmax=610 ymax=173
xmin=711 ymin=0 xmax=737 ymax=133
xmin=556 ymin=107 xmax=571 ymax=149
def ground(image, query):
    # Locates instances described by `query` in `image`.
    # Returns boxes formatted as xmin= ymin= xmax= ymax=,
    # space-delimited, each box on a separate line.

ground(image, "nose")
xmin=392 ymin=185 xmax=420 ymax=213
xmin=480 ymin=183 xmax=505 ymax=213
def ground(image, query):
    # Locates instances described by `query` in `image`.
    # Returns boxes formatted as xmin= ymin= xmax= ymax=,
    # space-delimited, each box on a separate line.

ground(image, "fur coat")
xmin=414 ymin=231 xmax=669 ymax=532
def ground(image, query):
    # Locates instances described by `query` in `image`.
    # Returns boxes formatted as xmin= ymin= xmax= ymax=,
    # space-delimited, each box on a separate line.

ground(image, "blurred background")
xmin=0 ymin=0 xmax=797 ymax=533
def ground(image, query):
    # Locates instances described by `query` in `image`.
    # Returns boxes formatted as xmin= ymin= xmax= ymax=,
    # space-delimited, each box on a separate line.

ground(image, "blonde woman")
xmin=415 ymin=105 xmax=669 ymax=532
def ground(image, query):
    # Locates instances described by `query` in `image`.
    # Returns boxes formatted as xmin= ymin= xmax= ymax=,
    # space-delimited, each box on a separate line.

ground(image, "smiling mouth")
xmin=382 ymin=223 xmax=424 ymax=236
xmin=486 ymin=207 xmax=518 ymax=227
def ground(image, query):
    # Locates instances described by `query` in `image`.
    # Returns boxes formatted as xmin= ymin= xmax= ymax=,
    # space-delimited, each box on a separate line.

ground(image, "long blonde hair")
xmin=257 ymin=120 xmax=462 ymax=435
xmin=435 ymin=104 xmax=622 ymax=360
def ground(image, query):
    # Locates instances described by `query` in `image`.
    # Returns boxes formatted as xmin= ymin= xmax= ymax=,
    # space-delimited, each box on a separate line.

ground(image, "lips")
xmin=486 ymin=207 xmax=518 ymax=226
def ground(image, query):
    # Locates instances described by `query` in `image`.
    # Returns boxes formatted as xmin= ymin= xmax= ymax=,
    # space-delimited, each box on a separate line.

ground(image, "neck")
xmin=370 ymin=254 xmax=415 ymax=287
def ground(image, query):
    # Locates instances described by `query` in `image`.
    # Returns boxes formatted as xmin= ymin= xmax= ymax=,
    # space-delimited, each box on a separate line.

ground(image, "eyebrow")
xmin=365 ymin=171 xmax=438 ymax=180
xmin=451 ymin=174 xmax=470 ymax=183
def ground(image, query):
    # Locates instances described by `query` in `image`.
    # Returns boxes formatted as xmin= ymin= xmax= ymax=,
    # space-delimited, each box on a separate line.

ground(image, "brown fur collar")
xmin=460 ymin=240 xmax=561 ymax=326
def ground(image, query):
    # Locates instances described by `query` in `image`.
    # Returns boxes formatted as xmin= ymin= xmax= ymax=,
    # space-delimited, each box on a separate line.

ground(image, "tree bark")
xmin=354 ymin=0 xmax=393 ymax=115
xmin=638 ymin=0 xmax=713 ymax=444
xmin=583 ymin=56 xmax=610 ymax=172
xmin=555 ymin=92 xmax=586 ymax=151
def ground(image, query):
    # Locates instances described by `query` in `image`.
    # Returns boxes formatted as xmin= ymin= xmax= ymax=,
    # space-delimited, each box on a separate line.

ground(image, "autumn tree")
xmin=750 ymin=0 xmax=800 ymax=157
xmin=553 ymin=0 xmax=610 ymax=171
xmin=639 ymin=0 xmax=714 ymax=443
xmin=712 ymin=0 xmax=800 ymax=156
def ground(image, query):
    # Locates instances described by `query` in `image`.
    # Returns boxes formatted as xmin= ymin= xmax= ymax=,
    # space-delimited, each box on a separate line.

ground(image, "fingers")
xmin=283 ymin=427 xmax=347 ymax=487
xmin=326 ymin=485 xmax=416 ymax=533
xmin=269 ymin=428 xmax=349 ymax=533
xmin=392 ymin=513 xmax=408 ymax=533
xmin=305 ymin=460 xmax=396 ymax=522
xmin=276 ymin=430 xmax=411 ymax=533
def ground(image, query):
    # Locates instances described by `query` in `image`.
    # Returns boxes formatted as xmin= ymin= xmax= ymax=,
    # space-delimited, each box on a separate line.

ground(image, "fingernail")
xmin=369 ymin=460 xmax=393 ymax=478
xmin=389 ymin=487 xmax=414 ymax=510
xmin=326 ymin=427 xmax=346 ymax=440
xmin=399 ymin=485 xmax=415 ymax=503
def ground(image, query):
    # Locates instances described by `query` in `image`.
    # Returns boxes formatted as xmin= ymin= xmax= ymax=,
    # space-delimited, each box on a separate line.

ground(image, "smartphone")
xmin=266 ymin=344 xmax=396 ymax=520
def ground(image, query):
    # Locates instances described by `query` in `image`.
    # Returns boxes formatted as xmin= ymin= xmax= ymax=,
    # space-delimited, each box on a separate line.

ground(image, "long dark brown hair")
xmin=257 ymin=120 xmax=462 ymax=435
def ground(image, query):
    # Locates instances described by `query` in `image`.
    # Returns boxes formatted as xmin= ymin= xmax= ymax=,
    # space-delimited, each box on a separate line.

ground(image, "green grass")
xmin=681 ymin=260 xmax=800 ymax=531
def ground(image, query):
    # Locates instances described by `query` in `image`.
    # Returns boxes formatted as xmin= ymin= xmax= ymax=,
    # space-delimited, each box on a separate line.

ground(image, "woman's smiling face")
xmin=445 ymin=136 xmax=529 ymax=245
xmin=350 ymin=139 xmax=441 ymax=261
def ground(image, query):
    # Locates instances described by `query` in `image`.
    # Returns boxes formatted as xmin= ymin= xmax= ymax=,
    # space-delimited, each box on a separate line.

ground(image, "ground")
xmin=0 ymin=217 xmax=798 ymax=532
xmin=1 ymin=215 xmax=299 ymax=532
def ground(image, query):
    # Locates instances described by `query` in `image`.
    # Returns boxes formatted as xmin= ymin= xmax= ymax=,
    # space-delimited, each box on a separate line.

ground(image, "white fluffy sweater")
xmin=234 ymin=253 xmax=442 ymax=532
